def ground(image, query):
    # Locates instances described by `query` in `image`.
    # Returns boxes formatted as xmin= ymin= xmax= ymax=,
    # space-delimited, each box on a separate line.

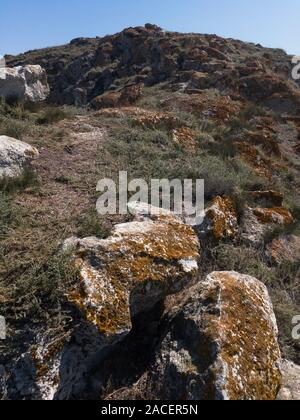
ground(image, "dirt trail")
xmin=1 ymin=115 xmax=107 ymax=278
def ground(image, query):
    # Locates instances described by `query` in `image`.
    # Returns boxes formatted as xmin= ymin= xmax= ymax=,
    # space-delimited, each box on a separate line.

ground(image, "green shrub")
xmin=0 ymin=169 xmax=38 ymax=194
xmin=0 ymin=117 xmax=28 ymax=139
xmin=76 ymin=211 xmax=110 ymax=239
xmin=1 ymin=249 xmax=79 ymax=323
xmin=36 ymin=107 xmax=67 ymax=125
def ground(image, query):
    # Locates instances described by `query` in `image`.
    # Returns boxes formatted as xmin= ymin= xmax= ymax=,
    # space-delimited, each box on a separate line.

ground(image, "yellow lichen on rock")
xmin=66 ymin=207 xmax=200 ymax=336
xmin=205 ymin=272 xmax=282 ymax=400
xmin=172 ymin=127 xmax=198 ymax=150
xmin=203 ymin=196 xmax=238 ymax=240
xmin=253 ymin=207 xmax=294 ymax=225
xmin=132 ymin=110 xmax=181 ymax=130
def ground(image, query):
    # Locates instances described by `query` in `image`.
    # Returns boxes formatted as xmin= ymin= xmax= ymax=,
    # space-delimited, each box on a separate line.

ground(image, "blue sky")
xmin=1 ymin=0 xmax=299 ymax=55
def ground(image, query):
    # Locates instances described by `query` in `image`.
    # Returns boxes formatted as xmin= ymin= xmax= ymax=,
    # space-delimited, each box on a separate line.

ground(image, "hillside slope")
xmin=1 ymin=25 xmax=300 ymax=400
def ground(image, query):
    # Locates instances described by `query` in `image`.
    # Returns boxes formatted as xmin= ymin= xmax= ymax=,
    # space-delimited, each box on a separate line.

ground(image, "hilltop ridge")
xmin=6 ymin=24 xmax=300 ymax=111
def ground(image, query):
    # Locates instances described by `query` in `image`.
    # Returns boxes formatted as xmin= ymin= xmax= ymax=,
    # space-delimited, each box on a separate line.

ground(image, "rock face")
xmin=64 ymin=205 xmax=200 ymax=337
xmin=0 ymin=65 xmax=49 ymax=102
xmin=137 ymin=271 xmax=281 ymax=400
xmin=0 ymin=135 xmax=39 ymax=178
xmin=278 ymin=360 xmax=300 ymax=400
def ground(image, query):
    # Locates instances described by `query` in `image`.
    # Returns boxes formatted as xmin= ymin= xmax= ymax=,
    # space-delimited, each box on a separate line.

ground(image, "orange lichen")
xmin=235 ymin=142 xmax=272 ymax=178
xmin=205 ymin=196 xmax=238 ymax=240
xmin=133 ymin=111 xmax=181 ymax=130
xmin=172 ymin=127 xmax=198 ymax=149
xmin=163 ymin=92 xmax=241 ymax=122
xmin=92 ymin=84 xmax=143 ymax=110
xmin=253 ymin=207 xmax=294 ymax=225
xmin=205 ymin=272 xmax=281 ymax=400
xmin=67 ymin=215 xmax=200 ymax=335
xmin=246 ymin=130 xmax=282 ymax=157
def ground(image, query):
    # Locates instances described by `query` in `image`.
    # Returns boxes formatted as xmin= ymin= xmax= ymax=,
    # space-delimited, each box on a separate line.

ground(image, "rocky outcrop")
xmin=0 ymin=65 xmax=49 ymax=102
xmin=198 ymin=196 xmax=238 ymax=240
xmin=278 ymin=360 xmax=300 ymax=400
xmin=3 ymin=204 xmax=200 ymax=400
xmin=253 ymin=207 xmax=294 ymax=225
xmin=0 ymin=135 xmax=39 ymax=178
xmin=114 ymin=271 xmax=282 ymax=400
xmin=7 ymin=25 xmax=298 ymax=108
xmin=247 ymin=190 xmax=284 ymax=208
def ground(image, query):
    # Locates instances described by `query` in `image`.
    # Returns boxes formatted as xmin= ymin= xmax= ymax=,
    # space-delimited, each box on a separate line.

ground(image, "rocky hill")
xmin=0 ymin=25 xmax=300 ymax=400
xmin=6 ymin=24 xmax=300 ymax=109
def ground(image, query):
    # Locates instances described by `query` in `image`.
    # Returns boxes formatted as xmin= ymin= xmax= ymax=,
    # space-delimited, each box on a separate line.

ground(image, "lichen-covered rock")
xmin=163 ymin=91 xmax=241 ymax=122
xmin=4 ymin=205 xmax=199 ymax=401
xmin=132 ymin=110 xmax=181 ymax=130
xmin=278 ymin=360 xmax=300 ymax=400
xmin=247 ymin=190 xmax=284 ymax=207
xmin=266 ymin=235 xmax=300 ymax=264
xmin=242 ymin=206 xmax=294 ymax=245
xmin=198 ymin=196 xmax=238 ymax=240
xmin=91 ymin=91 xmax=121 ymax=109
xmin=246 ymin=130 xmax=282 ymax=157
xmin=0 ymin=65 xmax=49 ymax=102
xmin=91 ymin=84 xmax=143 ymax=109
xmin=253 ymin=207 xmax=294 ymax=225
xmin=119 ymin=83 xmax=143 ymax=106
xmin=64 ymin=205 xmax=200 ymax=336
xmin=0 ymin=135 xmax=39 ymax=178
xmin=141 ymin=271 xmax=281 ymax=400
xmin=172 ymin=127 xmax=198 ymax=150
xmin=236 ymin=142 xmax=273 ymax=179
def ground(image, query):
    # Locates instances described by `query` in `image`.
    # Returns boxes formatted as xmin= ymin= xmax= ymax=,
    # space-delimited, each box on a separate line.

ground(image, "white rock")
xmin=0 ymin=135 xmax=39 ymax=178
xmin=278 ymin=360 xmax=300 ymax=400
xmin=0 ymin=65 xmax=49 ymax=102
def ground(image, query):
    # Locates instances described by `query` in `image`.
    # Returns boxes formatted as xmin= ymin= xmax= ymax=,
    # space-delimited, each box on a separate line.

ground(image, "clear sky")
xmin=1 ymin=0 xmax=300 ymax=56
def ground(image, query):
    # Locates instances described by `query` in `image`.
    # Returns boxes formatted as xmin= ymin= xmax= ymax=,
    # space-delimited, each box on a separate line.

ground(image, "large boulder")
xmin=0 ymin=65 xmax=49 ymax=102
xmin=132 ymin=271 xmax=281 ymax=400
xmin=0 ymin=135 xmax=39 ymax=178
xmin=64 ymin=205 xmax=200 ymax=338
xmin=4 ymin=204 xmax=200 ymax=400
